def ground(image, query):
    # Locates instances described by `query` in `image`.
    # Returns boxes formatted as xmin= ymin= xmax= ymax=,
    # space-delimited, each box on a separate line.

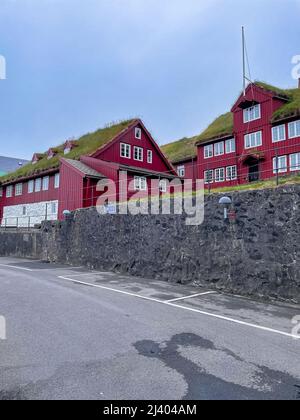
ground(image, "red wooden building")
xmin=0 ymin=119 xmax=177 ymax=226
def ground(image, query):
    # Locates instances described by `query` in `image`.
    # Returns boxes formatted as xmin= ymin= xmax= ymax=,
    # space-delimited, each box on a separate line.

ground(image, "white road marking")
xmin=0 ymin=264 xmax=34 ymax=272
xmin=58 ymin=276 xmax=297 ymax=340
xmin=165 ymin=291 xmax=216 ymax=303
xmin=0 ymin=263 xmax=83 ymax=272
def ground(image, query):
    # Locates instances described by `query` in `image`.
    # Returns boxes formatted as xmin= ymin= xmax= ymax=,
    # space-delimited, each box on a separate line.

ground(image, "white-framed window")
xmin=273 ymin=155 xmax=287 ymax=174
xmin=51 ymin=202 xmax=57 ymax=214
xmin=159 ymin=179 xmax=167 ymax=193
xmin=214 ymin=141 xmax=224 ymax=156
xmin=243 ymin=104 xmax=261 ymax=123
xmin=135 ymin=127 xmax=142 ymax=140
xmin=290 ymin=153 xmax=300 ymax=172
xmin=6 ymin=185 xmax=13 ymax=198
xmin=244 ymin=131 xmax=262 ymax=149
xmin=225 ymin=138 xmax=236 ymax=154
xmin=15 ymin=183 xmax=23 ymax=196
xmin=204 ymin=170 xmax=214 ymax=184
xmin=272 ymin=125 xmax=286 ymax=143
xmin=215 ymin=168 xmax=225 ymax=183
xmin=134 ymin=176 xmax=147 ymax=191
xmin=204 ymin=144 xmax=213 ymax=159
xmin=288 ymin=120 xmax=300 ymax=139
xmin=54 ymin=173 xmax=60 ymax=189
xmin=42 ymin=176 xmax=49 ymax=191
xmin=226 ymin=165 xmax=237 ymax=181
xmin=177 ymin=165 xmax=185 ymax=177
xmin=35 ymin=178 xmax=42 ymax=192
xmin=147 ymin=150 xmax=153 ymax=164
xmin=28 ymin=180 xmax=34 ymax=194
xmin=134 ymin=146 xmax=143 ymax=162
xmin=120 ymin=143 xmax=131 ymax=159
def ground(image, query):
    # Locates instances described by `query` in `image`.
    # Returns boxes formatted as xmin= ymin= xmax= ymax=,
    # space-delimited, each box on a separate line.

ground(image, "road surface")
xmin=0 ymin=256 xmax=299 ymax=400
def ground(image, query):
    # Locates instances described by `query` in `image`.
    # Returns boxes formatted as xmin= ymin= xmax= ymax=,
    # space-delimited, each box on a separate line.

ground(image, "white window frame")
xmin=134 ymin=146 xmax=143 ymax=162
xmin=159 ymin=179 xmax=167 ymax=193
xmin=244 ymin=131 xmax=262 ymax=149
xmin=35 ymin=178 xmax=42 ymax=192
xmin=42 ymin=176 xmax=49 ymax=191
xmin=54 ymin=173 xmax=60 ymax=189
xmin=225 ymin=138 xmax=236 ymax=154
xmin=15 ymin=183 xmax=23 ymax=196
xmin=290 ymin=153 xmax=300 ymax=172
xmin=226 ymin=165 xmax=237 ymax=181
xmin=215 ymin=168 xmax=225 ymax=183
xmin=134 ymin=176 xmax=147 ymax=191
xmin=135 ymin=128 xmax=142 ymax=140
xmin=288 ymin=120 xmax=300 ymax=139
xmin=214 ymin=141 xmax=224 ymax=156
xmin=177 ymin=165 xmax=185 ymax=177
xmin=28 ymin=180 xmax=34 ymax=194
xmin=243 ymin=104 xmax=261 ymax=123
xmin=204 ymin=170 xmax=214 ymax=184
xmin=273 ymin=156 xmax=287 ymax=174
xmin=204 ymin=144 xmax=213 ymax=159
xmin=6 ymin=185 xmax=13 ymax=198
xmin=147 ymin=150 xmax=153 ymax=164
xmin=272 ymin=125 xmax=286 ymax=143
xmin=120 ymin=143 xmax=131 ymax=159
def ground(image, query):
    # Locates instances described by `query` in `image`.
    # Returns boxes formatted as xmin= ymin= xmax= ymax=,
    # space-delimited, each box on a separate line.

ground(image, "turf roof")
xmin=161 ymin=136 xmax=198 ymax=164
xmin=0 ymin=119 xmax=136 ymax=184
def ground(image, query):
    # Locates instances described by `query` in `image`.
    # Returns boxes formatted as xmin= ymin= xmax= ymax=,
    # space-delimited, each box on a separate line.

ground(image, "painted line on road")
xmin=0 ymin=264 xmax=83 ymax=272
xmin=0 ymin=263 xmax=34 ymax=272
xmin=58 ymin=275 xmax=297 ymax=340
xmin=165 ymin=291 xmax=216 ymax=303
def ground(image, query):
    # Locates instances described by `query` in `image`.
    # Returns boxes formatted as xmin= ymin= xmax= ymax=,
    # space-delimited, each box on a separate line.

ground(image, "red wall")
xmin=58 ymin=163 xmax=83 ymax=219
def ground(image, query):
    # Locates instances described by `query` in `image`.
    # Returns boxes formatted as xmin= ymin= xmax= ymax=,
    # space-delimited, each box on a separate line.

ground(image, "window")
xmin=134 ymin=146 xmax=143 ymax=162
xmin=204 ymin=145 xmax=213 ymax=159
xmin=273 ymin=156 xmax=287 ymax=174
xmin=135 ymin=128 xmax=142 ymax=140
xmin=22 ymin=206 xmax=26 ymax=216
xmin=243 ymin=104 xmax=261 ymax=123
xmin=51 ymin=202 xmax=57 ymax=214
xmin=214 ymin=142 xmax=224 ymax=156
xmin=54 ymin=173 xmax=60 ymax=189
xmin=290 ymin=153 xmax=300 ymax=172
xmin=215 ymin=168 xmax=225 ymax=183
xmin=159 ymin=179 xmax=167 ymax=193
xmin=28 ymin=180 xmax=34 ymax=194
xmin=42 ymin=176 xmax=49 ymax=191
xmin=147 ymin=150 xmax=153 ymax=164
xmin=6 ymin=185 xmax=13 ymax=198
xmin=0 ymin=187 xmax=3 ymax=197
xmin=288 ymin=120 xmax=300 ymax=139
xmin=226 ymin=165 xmax=237 ymax=181
xmin=244 ymin=131 xmax=262 ymax=149
xmin=177 ymin=165 xmax=185 ymax=177
xmin=134 ymin=176 xmax=147 ymax=191
xmin=225 ymin=138 xmax=236 ymax=154
xmin=204 ymin=170 xmax=214 ymax=184
xmin=272 ymin=125 xmax=286 ymax=143
xmin=120 ymin=143 xmax=131 ymax=159
xmin=15 ymin=183 xmax=23 ymax=196
xmin=35 ymin=178 xmax=41 ymax=192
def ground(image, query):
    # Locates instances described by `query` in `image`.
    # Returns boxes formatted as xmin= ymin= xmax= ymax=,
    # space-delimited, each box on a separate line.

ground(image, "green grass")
xmin=196 ymin=112 xmax=234 ymax=144
xmin=0 ymin=119 xmax=136 ymax=184
xmin=161 ymin=136 xmax=198 ymax=163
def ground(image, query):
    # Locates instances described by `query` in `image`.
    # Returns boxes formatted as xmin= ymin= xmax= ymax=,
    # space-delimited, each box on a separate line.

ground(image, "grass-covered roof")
xmin=0 ymin=119 xmax=136 ymax=184
xmin=161 ymin=136 xmax=198 ymax=163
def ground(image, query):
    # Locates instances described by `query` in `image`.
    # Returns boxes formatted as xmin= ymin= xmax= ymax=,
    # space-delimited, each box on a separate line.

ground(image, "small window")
xmin=244 ymin=131 xmax=262 ymax=149
xmin=135 ymin=128 xmax=142 ymax=140
xmin=177 ymin=165 xmax=185 ymax=177
xmin=243 ymin=104 xmax=261 ymax=123
xmin=147 ymin=150 xmax=153 ymax=164
xmin=22 ymin=206 xmax=26 ymax=216
xmin=226 ymin=165 xmax=237 ymax=181
xmin=159 ymin=179 xmax=167 ymax=193
xmin=120 ymin=143 xmax=131 ymax=159
xmin=290 ymin=153 xmax=300 ymax=172
xmin=215 ymin=168 xmax=225 ymax=183
xmin=214 ymin=142 xmax=224 ymax=156
xmin=134 ymin=146 xmax=143 ymax=162
xmin=35 ymin=178 xmax=42 ymax=192
xmin=272 ymin=125 xmax=286 ymax=143
xmin=15 ymin=183 xmax=23 ymax=196
xmin=42 ymin=176 xmax=49 ymax=191
xmin=204 ymin=170 xmax=214 ymax=184
xmin=51 ymin=202 xmax=57 ymax=214
xmin=273 ymin=156 xmax=287 ymax=174
xmin=28 ymin=180 xmax=34 ymax=194
xmin=204 ymin=144 xmax=213 ymax=159
xmin=288 ymin=120 xmax=300 ymax=139
xmin=225 ymin=138 xmax=236 ymax=154
xmin=134 ymin=176 xmax=147 ymax=191
xmin=54 ymin=173 xmax=60 ymax=189
xmin=6 ymin=185 xmax=13 ymax=198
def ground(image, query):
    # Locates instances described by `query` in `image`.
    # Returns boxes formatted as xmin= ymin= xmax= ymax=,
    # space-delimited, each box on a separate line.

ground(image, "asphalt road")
xmin=0 ymin=256 xmax=300 ymax=400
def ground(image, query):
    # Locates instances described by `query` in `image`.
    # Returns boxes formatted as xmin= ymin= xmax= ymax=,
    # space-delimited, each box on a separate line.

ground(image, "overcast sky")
xmin=0 ymin=0 xmax=299 ymax=159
